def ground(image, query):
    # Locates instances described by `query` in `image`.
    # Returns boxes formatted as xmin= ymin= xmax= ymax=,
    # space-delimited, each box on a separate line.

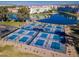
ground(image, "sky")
xmin=0 ymin=1 xmax=79 ymax=6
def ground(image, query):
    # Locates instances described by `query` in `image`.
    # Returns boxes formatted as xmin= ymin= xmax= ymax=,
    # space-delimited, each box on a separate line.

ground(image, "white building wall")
xmin=30 ymin=5 xmax=52 ymax=14
xmin=8 ymin=7 xmax=19 ymax=13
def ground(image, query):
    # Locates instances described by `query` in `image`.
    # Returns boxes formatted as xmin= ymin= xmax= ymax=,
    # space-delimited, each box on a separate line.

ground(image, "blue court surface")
xmin=50 ymin=34 xmax=60 ymax=40
xmin=18 ymin=35 xmax=32 ymax=44
xmin=55 ymin=26 xmax=64 ymax=31
xmin=43 ymin=24 xmax=54 ymax=33
xmin=4 ymin=22 xmax=66 ymax=53
xmin=43 ymin=27 xmax=53 ymax=33
xmin=35 ymin=40 xmax=45 ymax=46
xmin=45 ymin=24 xmax=54 ymax=28
xmin=14 ymin=29 xmax=38 ymax=36
xmin=56 ymin=26 xmax=64 ymax=29
xmin=21 ymin=23 xmax=65 ymax=35
xmin=19 ymin=37 xmax=28 ymax=43
xmin=5 ymin=29 xmax=38 ymax=44
xmin=5 ymin=33 xmax=20 ymax=41
xmin=50 ymin=34 xmax=64 ymax=41
xmin=37 ymin=32 xmax=50 ymax=39
xmin=53 ymin=35 xmax=60 ymax=40
xmin=30 ymin=37 xmax=47 ymax=48
xmin=46 ymin=40 xmax=66 ymax=53
xmin=14 ymin=29 xmax=28 ymax=34
xmin=7 ymin=35 xmax=17 ymax=40
xmin=21 ymin=22 xmax=45 ymax=30
xmin=54 ymin=27 xmax=64 ymax=34
xmin=21 ymin=25 xmax=33 ymax=30
xmin=30 ymin=31 xmax=66 ymax=53
xmin=17 ymin=30 xmax=25 ymax=34
xmin=26 ymin=31 xmax=38 ymax=36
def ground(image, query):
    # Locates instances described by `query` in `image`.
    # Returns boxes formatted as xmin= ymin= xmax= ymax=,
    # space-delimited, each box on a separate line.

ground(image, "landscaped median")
xmin=0 ymin=21 xmax=26 ymax=28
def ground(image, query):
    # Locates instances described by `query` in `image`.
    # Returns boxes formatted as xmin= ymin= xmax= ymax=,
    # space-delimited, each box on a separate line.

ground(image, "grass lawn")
xmin=0 ymin=21 xmax=26 ymax=28
xmin=0 ymin=45 xmax=39 ymax=57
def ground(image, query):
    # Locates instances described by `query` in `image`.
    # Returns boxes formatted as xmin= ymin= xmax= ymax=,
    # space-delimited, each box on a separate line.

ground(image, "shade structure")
xmin=37 ymin=14 xmax=78 ymax=25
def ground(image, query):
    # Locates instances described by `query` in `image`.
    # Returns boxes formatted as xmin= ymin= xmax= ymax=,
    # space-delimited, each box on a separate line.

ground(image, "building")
xmin=8 ymin=7 xmax=19 ymax=13
xmin=30 ymin=5 xmax=52 ymax=14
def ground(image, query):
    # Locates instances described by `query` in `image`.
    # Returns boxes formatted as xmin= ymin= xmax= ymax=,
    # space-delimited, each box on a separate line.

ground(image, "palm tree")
xmin=17 ymin=6 xmax=30 ymax=22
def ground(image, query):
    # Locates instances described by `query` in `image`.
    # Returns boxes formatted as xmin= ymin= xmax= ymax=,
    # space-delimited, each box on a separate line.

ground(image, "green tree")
xmin=0 ymin=6 xmax=9 ymax=21
xmin=36 ymin=9 xmax=39 ymax=13
xmin=17 ymin=6 xmax=30 ymax=22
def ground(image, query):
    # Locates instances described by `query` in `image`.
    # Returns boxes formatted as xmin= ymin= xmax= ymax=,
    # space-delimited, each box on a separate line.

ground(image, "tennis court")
xmin=30 ymin=37 xmax=47 ymax=48
xmin=4 ymin=29 xmax=38 ymax=44
xmin=4 ymin=22 xmax=66 ymax=53
xmin=46 ymin=40 xmax=66 ymax=53
xmin=0 ymin=24 xmax=17 ymax=38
